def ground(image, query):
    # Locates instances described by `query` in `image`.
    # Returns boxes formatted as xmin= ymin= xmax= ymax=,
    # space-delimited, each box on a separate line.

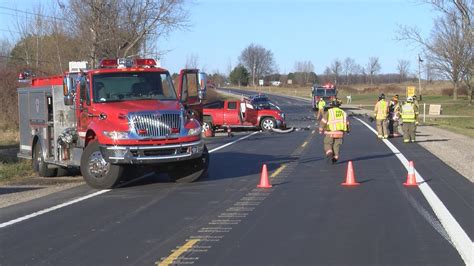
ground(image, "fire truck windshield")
xmin=92 ymin=72 xmax=177 ymax=103
xmin=312 ymin=87 xmax=336 ymax=97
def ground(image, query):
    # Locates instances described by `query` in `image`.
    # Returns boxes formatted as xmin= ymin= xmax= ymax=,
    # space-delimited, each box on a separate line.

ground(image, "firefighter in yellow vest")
xmin=319 ymin=99 xmax=350 ymax=164
xmin=401 ymin=96 xmax=419 ymax=143
xmin=316 ymin=98 xmax=326 ymax=121
xmin=373 ymin=93 xmax=389 ymax=139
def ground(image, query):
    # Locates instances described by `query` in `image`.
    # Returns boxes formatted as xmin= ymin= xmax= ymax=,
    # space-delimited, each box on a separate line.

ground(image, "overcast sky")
xmin=0 ymin=0 xmax=437 ymax=75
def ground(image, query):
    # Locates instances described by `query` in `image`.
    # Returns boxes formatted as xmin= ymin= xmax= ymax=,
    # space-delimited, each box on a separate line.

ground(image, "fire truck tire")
xmin=56 ymin=167 xmax=70 ymax=177
xmin=260 ymin=117 xmax=276 ymax=131
xmin=33 ymin=142 xmax=57 ymax=177
xmin=168 ymin=145 xmax=209 ymax=183
xmin=81 ymin=141 xmax=123 ymax=189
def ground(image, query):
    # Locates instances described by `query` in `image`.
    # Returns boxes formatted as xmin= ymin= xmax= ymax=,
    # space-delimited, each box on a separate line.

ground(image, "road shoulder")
xmin=347 ymin=105 xmax=473 ymax=182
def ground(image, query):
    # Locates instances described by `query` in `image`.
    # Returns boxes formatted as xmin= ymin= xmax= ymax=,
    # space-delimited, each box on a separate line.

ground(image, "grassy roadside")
xmin=0 ymin=127 xmax=34 ymax=183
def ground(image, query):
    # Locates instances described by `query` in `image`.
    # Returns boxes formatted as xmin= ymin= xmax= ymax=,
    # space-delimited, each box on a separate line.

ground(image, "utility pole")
xmin=418 ymin=54 xmax=423 ymax=99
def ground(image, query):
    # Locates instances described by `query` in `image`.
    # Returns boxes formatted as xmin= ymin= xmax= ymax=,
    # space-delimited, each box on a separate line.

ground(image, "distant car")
xmin=249 ymin=94 xmax=271 ymax=109
xmin=18 ymin=70 xmax=35 ymax=82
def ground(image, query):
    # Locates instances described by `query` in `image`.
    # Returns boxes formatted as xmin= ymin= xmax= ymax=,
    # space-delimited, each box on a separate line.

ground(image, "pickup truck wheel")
xmin=202 ymin=121 xmax=213 ymax=132
xmin=169 ymin=145 xmax=209 ymax=183
xmin=81 ymin=140 xmax=123 ymax=189
xmin=33 ymin=142 xmax=57 ymax=177
xmin=260 ymin=117 xmax=276 ymax=131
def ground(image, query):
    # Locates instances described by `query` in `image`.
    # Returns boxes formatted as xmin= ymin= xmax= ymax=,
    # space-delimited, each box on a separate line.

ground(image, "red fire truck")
xmin=311 ymin=83 xmax=337 ymax=110
xmin=17 ymin=58 xmax=209 ymax=189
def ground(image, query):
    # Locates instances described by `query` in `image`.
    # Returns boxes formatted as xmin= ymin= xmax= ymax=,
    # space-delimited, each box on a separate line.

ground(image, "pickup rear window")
xmin=227 ymin=102 xmax=237 ymax=109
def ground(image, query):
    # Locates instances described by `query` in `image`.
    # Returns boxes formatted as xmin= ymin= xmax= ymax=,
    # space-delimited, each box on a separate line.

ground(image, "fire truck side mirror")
xmin=63 ymin=77 xmax=74 ymax=106
xmin=198 ymin=72 xmax=207 ymax=101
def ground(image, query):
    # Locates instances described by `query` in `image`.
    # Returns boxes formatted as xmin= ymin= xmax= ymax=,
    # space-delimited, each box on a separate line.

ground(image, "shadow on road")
xmin=338 ymin=153 xmax=395 ymax=164
xmin=414 ymin=139 xmax=450 ymax=143
xmin=116 ymin=151 xmax=299 ymax=189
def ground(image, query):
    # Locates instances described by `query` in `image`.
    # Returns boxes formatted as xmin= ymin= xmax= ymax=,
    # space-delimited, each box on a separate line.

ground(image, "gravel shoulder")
xmin=347 ymin=105 xmax=473 ymax=182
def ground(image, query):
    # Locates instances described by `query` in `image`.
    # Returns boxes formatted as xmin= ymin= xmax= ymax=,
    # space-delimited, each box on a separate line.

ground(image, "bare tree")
xmin=68 ymin=0 xmax=189 ymax=68
xmin=0 ymin=39 xmax=12 ymax=67
xmin=397 ymin=0 xmax=472 ymax=101
xmin=366 ymin=57 xmax=381 ymax=84
xmin=397 ymin=59 xmax=411 ymax=83
xmin=323 ymin=67 xmax=332 ymax=83
xmin=294 ymin=60 xmax=314 ymax=85
xmin=342 ymin=57 xmax=356 ymax=85
xmin=330 ymin=59 xmax=342 ymax=85
xmin=239 ymin=43 xmax=275 ymax=86
xmin=185 ymin=53 xmax=199 ymax=69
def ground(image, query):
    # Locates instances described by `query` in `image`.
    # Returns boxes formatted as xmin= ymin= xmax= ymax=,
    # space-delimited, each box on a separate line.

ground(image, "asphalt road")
xmin=0 ymin=90 xmax=472 ymax=266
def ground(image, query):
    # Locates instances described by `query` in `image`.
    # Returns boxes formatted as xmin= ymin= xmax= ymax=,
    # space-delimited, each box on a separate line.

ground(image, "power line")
xmin=0 ymin=6 xmax=62 ymax=20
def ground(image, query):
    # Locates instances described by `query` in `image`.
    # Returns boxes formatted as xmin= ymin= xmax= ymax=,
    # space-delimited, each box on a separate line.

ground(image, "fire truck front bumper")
xmin=100 ymin=141 xmax=205 ymax=164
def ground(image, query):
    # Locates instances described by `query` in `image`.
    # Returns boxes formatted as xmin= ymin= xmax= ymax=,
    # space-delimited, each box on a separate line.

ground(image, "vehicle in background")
xmin=17 ymin=58 xmax=209 ymax=189
xmin=311 ymin=83 xmax=337 ymax=110
xmin=249 ymin=94 xmax=271 ymax=109
xmin=203 ymin=99 xmax=285 ymax=133
xmin=18 ymin=70 xmax=35 ymax=82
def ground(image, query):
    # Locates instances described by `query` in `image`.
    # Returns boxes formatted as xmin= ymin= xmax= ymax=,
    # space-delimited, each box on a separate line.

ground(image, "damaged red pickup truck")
xmin=203 ymin=99 xmax=286 ymax=133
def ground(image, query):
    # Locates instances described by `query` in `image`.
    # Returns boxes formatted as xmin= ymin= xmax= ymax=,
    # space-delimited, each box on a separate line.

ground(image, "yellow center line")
xmin=301 ymin=141 xmax=308 ymax=148
xmin=271 ymin=164 xmax=287 ymax=178
xmin=157 ymin=239 xmax=199 ymax=266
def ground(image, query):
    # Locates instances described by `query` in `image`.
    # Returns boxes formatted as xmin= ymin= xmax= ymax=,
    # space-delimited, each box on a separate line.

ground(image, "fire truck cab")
xmin=17 ymin=58 xmax=209 ymax=189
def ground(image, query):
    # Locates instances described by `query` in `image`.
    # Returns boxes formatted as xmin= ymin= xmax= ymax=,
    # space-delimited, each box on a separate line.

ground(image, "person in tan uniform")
xmin=401 ymin=96 xmax=419 ymax=143
xmin=373 ymin=93 xmax=389 ymax=139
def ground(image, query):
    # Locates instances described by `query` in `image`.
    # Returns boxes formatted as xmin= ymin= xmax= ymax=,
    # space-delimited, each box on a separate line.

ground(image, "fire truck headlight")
xmin=187 ymin=127 xmax=201 ymax=136
xmin=103 ymin=131 xmax=129 ymax=140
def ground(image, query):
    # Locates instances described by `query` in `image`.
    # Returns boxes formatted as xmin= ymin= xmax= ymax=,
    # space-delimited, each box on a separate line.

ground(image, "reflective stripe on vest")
xmin=401 ymin=103 xmax=416 ymax=122
xmin=327 ymin=108 xmax=347 ymax=132
xmin=376 ymin=100 xmax=388 ymax=119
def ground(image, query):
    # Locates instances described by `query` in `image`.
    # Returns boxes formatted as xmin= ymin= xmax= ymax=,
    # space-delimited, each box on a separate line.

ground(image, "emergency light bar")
xmin=323 ymin=83 xmax=335 ymax=89
xmin=99 ymin=58 xmax=157 ymax=69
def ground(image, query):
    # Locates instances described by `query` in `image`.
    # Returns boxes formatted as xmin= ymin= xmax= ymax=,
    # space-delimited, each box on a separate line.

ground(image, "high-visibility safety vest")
xmin=401 ymin=103 xmax=416 ymax=122
xmin=318 ymin=100 xmax=326 ymax=109
xmin=326 ymin=107 xmax=347 ymax=132
xmin=375 ymin=99 xmax=388 ymax=119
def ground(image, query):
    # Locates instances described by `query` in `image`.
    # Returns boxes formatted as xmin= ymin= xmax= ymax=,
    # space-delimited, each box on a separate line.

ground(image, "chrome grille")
xmin=129 ymin=112 xmax=181 ymax=137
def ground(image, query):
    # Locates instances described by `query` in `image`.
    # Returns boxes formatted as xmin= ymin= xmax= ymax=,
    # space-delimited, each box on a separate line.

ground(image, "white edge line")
xmin=209 ymin=131 xmax=260 ymax=153
xmin=0 ymin=190 xmax=111 ymax=229
xmin=354 ymin=117 xmax=473 ymax=266
xmin=1 ymin=132 xmax=260 ymax=229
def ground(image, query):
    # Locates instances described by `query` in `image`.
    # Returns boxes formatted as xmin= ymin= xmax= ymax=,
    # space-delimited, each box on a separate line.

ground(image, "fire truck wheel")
xmin=33 ymin=142 xmax=57 ymax=177
xmin=56 ymin=167 xmax=70 ymax=177
xmin=260 ymin=117 xmax=276 ymax=131
xmin=168 ymin=145 xmax=209 ymax=183
xmin=81 ymin=141 xmax=123 ymax=189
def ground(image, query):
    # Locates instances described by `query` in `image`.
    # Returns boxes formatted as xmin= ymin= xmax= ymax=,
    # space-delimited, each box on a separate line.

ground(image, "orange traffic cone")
xmin=204 ymin=128 xmax=214 ymax=137
xmin=257 ymin=164 xmax=272 ymax=188
xmin=403 ymin=161 xmax=418 ymax=186
xmin=342 ymin=161 xmax=360 ymax=186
